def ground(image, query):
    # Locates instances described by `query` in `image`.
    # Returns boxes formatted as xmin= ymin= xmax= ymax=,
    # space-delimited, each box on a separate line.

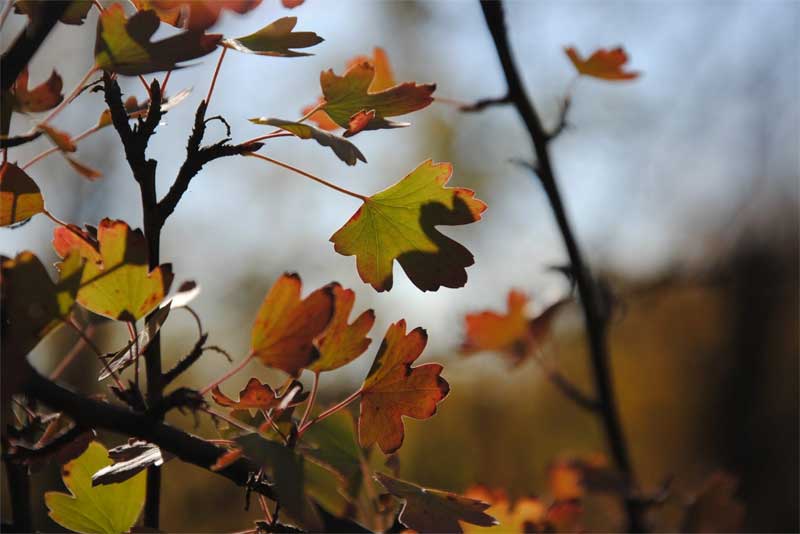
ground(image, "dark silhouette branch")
xmin=476 ymin=2 xmax=645 ymax=531
xmin=3 ymin=457 xmax=31 ymax=533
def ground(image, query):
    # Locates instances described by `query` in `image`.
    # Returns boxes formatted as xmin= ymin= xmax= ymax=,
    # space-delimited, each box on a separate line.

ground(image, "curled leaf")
xmin=250 ymin=117 xmax=365 ymax=166
xmin=331 ymin=159 xmax=486 ymax=292
xmin=11 ymin=67 xmax=63 ymax=113
xmin=1 ymin=162 xmax=44 ymax=226
xmin=359 ymin=320 xmax=449 ymax=454
xmin=92 ymin=441 xmax=164 ymax=486
xmin=224 ymin=17 xmax=323 ymax=57
xmin=565 ymin=46 xmax=639 ymax=81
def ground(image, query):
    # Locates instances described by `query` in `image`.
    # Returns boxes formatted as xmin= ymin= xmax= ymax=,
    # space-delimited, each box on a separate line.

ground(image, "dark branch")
xmin=0 ymin=1 xmax=71 ymax=91
xmin=477 ymin=2 xmax=645 ymax=531
xmin=0 ymin=131 xmax=42 ymax=149
xmin=460 ymin=94 xmax=512 ymax=112
xmin=163 ymin=334 xmax=208 ymax=386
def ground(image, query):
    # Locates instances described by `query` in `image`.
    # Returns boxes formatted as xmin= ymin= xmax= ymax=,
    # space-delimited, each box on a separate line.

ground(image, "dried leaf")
xmin=38 ymin=123 xmax=76 ymax=152
xmin=565 ymin=46 xmax=639 ymax=81
xmin=359 ymin=321 xmax=449 ymax=454
xmin=11 ymin=67 xmax=63 ymax=113
xmin=211 ymin=378 xmax=279 ymax=411
xmin=224 ymin=17 xmax=323 ymax=57
xmin=1 ymin=162 xmax=44 ymax=226
xmin=249 ymin=117 xmax=365 ymax=166
xmin=331 ymin=159 xmax=486 ymax=292
xmin=308 ymin=284 xmax=374 ymax=373
xmin=65 ymin=156 xmax=103 ymax=181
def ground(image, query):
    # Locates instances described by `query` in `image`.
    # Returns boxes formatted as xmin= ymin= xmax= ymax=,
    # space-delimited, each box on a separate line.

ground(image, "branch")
xmin=460 ymin=94 xmax=511 ymax=112
xmin=162 ymin=333 xmax=208 ymax=386
xmin=22 ymin=364 xmax=276 ymax=500
xmin=157 ymin=100 xmax=263 ymax=224
xmin=0 ymin=1 xmax=71 ymax=91
xmin=476 ymin=2 xmax=645 ymax=531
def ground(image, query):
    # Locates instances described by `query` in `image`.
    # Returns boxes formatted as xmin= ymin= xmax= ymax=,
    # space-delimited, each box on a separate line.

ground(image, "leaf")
xmin=223 ymin=17 xmax=323 ymax=57
xmin=330 ymin=159 xmax=486 ymax=292
xmin=565 ymin=46 xmax=639 ymax=81
xmin=318 ymin=61 xmax=435 ymax=136
xmin=92 ymin=441 xmax=165 ymax=486
xmin=461 ymin=486 xmax=547 ymax=533
xmin=0 ymin=131 xmax=43 ymax=149
xmin=358 ymin=320 xmax=449 ymax=454
xmin=0 ymin=251 xmax=83 ymax=400
xmin=1 ymin=162 xmax=44 ymax=226
xmin=250 ymin=273 xmax=334 ymax=376
xmin=375 ymin=473 xmax=497 ymax=533
xmin=45 ymin=441 xmax=146 ymax=534
xmin=53 ymin=218 xmax=174 ymax=321
xmin=11 ymin=67 xmax=63 ymax=113
xmin=98 ymin=303 xmax=172 ymax=381
xmin=461 ymin=291 xmax=571 ymax=366
xmin=65 ymin=156 xmax=103 ymax=181
xmin=301 ymin=411 xmax=365 ymax=499
xmin=211 ymin=378 xmax=279 ymax=411
xmin=237 ymin=433 xmax=349 ymax=530
xmin=133 ymin=0 xmax=262 ymax=31
xmin=249 ymin=117 xmax=365 ymax=166
xmin=308 ymin=284 xmax=374 ymax=373
xmin=548 ymin=455 xmax=624 ymax=501
xmin=282 ymin=0 xmax=305 ymax=7
xmin=682 ymin=473 xmax=745 ymax=533
xmin=38 ymin=123 xmax=76 ymax=152
xmin=97 ymin=88 xmax=192 ymax=129
xmin=15 ymin=0 xmax=93 ymax=26
xmin=303 ymin=96 xmax=339 ymax=131
xmin=94 ymin=4 xmax=221 ymax=76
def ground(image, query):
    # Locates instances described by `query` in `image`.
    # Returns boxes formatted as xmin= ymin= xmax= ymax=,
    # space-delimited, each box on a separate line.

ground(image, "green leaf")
xmin=249 ymin=117 xmax=366 ymax=166
xmin=45 ymin=441 xmax=146 ymax=534
xmin=330 ymin=159 xmax=487 ymax=292
xmin=94 ymin=4 xmax=221 ymax=76
xmin=223 ymin=17 xmax=323 ymax=57
xmin=301 ymin=411 xmax=366 ymax=499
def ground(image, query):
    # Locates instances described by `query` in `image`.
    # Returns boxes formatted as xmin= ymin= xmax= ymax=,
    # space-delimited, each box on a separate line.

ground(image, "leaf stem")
xmin=199 ymin=352 xmax=255 ymax=395
xmin=297 ymin=102 xmax=323 ymax=123
xmin=65 ymin=318 xmax=126 ymax=391
xmin=50 ymin=324 xmax=95 ymax=380
xmin=22 ymin=124 xmax=101 ymax=170
xmin=205 ymin=46 xmax=228 ymax=107
xmin=160 ymin=70 xmax=172 ymax=97
xmin=202 ymin=406 xmax=261 ymax=434
xmin=36 ymin=66 xmax=99 ymax=129
xmin=298 ymin=387 xmax=361 ymax=435
xmin=248 ymin=152 xmax=367 ymax=201
xmin=297 ymin=371 xmax=320 ymax=430
xmin=240 ymin=132 xmax=294 ymax=145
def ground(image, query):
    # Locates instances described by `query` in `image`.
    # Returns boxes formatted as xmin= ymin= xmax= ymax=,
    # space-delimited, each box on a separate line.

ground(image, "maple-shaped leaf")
xmin=251 ymin=273 xmax=334 ymax=376
xmin=565 ymin=47 xmax=639 ymax=81
xmin=307 ymin=283 xmax=374 ymax=373
xmin=133 ymin=0 xmax=262 ymax=31
xmin=53 ymin=219 xmax=174 ymax=321
xmin=318 ymin=61 xmax=435 ymax=136
xmin=1 ymin=162 xmax=44 ymax=226
xmin=1 ymin=251 xmax=83 ymax=401
xmin=15 ymin=0 xmax=93 ymax=26
xmin=300 ymin=411 xmax=366 ymax=498
xmin=249 ymin=117 xmax=365 ymax=166
xmin=462 ymin=486 xmax=581 ymax=534
xmin=211 ymin=378 xmax=279 ymax=411
xmin=45 ymin=442 xmax=146 ymax=534
xmin=461 ymin=290 xmax=571 ymax=366
xmin=375 ymin=473 xmax=497 ymax=533
xmin=331 ymin=159 xmax=486 ymax=292
xmin=10 ymin=67 xmax=63 ymax=113
xmin=303 ymin=96 xmax=339 ymax=131
xmin=94 ymin=4 xmax=221 ymax=76
xmin=224 ymin=17 xmax=323 ymax=57
xmin=358 ymin=320 xmax=449 ymax=454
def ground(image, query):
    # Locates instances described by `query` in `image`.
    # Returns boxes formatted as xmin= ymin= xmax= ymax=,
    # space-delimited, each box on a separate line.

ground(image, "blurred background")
xmin=2 ymin=0 xmax=797 ymax=531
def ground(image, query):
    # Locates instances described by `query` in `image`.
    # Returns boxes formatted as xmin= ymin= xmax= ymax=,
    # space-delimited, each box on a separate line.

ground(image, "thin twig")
xmin=199 ymin=353 xmax=255 ymax=395
xmin=205 ymin=46 xmax=228 ymax=107
xmin=297 ymin=372 xmax=320 ymax=431
xmin=248 ymin=152 xmax=367 ymax=201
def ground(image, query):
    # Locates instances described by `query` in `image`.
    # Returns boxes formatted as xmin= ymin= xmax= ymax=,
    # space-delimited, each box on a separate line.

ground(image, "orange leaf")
xmin=65 ymin=156 xmax=102 ymax=181
xmin=11 ymin=67 xmax=63 ymax=113
xmin=303 ymin=97 xmax=339 ymax=131
xmin=309 ymin=284 xmax=375 ymax=373
xmin=462 ymin=486 xmax=547 ymax=533
xmin=282 ymin=0 xmax=304 ymax=7
xmin=565 ymin=46 xmax=639 ymax=81
xmin=358 ymin=320 xmax=449 ymax=454
xmin=461 ymin=290 xmax=570 ymax=365
xmin=210 ymin=448 xmax=242 ymax=471
xmin=251 ymin=273 xmax=334 ymax=376
xmin=346 ymin=109 xmax=375 ymax=137
xmin=133 ymin=0 xmax=262 ymax=31
xmin=1 ymin=162 xmax=44 ymax=226
xmin=38 ymin=124 xmax=76 ymax=152
xmin=52 ymin=219 xmax=173 ymax=321
xmin=211 ymin=378 xmax=278 ymax=411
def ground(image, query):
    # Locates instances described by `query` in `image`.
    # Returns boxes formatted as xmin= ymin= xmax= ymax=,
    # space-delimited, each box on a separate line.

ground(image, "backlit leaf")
xmin=97 ymin=88 xmax=192 ymax=129
xmin=251 ymin=273 xmax=334 ymax=376
xmin=308 ymin=284 xmax=374 ymax=373
xmin=318 ymin=61 xmax=435 ymax=136
xmin=11 ymin=67 xmax=63 ymax=113
xmin=211 ymin=377 xmax=279 ymax=411
xmin=375 ymin=473 xmax=497 ymax=533
xmin=45 ymin=441 xmax=146 ymax=534
xmin=15 ymin=0 xmax=93 ymax=26
xmin=53 ymin=219 xmax=174 ymax=321
xmin=98 ymin=303 xmax=172 ymax=381
xmin=92 ymin=441 xmax=164 ymax=486
xmin=94 ymin=4 xmax=221 ymax=76
xmin=65 ymin=156 xmax=103 ymax=181
xmin=330 ymin=159 xmax=486 ymax=292
xmin=462 ymin=486 xmax=581 ymax=534
xmin=249 ymin=117 xmax=365 ymax=166
xmin=38 ymin=123 xmax=76 ymax=152
xmin=301 ymin=411 xmax=365 ymax=498
xmin=303 ymin=96 xmax=339 ymax=131
xmin=358 ymin=320 xmax=449 ymax=454
xmin=565 ymin=46 xmax=639 ymax=81
xmin=1 ymin=162 xmax=44 ymax=226
xmin=133 ymin=0 xmax=262 ymax=31
xmin=223 ymin=17 xmax=323 ymax=57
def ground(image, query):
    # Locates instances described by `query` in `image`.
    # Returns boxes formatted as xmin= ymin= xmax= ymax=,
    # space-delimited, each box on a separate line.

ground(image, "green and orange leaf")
xmin=223 ymin=17 xmax=323 ymax=57
xmin=565 ymin=46 xmax=639 ymax=81
xmin=133 ymin=0 xmax=262 ymax=31
xmin=10 ymin=67 xmax=63 ymax=113
xmin=1 ymin=162 xmax=44 ymax=226
xmin=375 ymin=473 xmax=497 ymax=533
xmin=249 ymin=117 xmax=365 ymax=166
xmin=95 ymin=4 xmax=221 ymax=76
xmin=358 ymin=320 xmax=449 ymax=454
xmin=331 ymin=159 xmax=486 ymax=292
xmin=211 ymin=378 xmax=279 ymax=411
xmin=52 ymin=219 xmax=174 ymax=321
xmin=308 ymin=283 xmax=375 ymax=373
xmin=250 ymin=273 xmax=334 ymax=376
